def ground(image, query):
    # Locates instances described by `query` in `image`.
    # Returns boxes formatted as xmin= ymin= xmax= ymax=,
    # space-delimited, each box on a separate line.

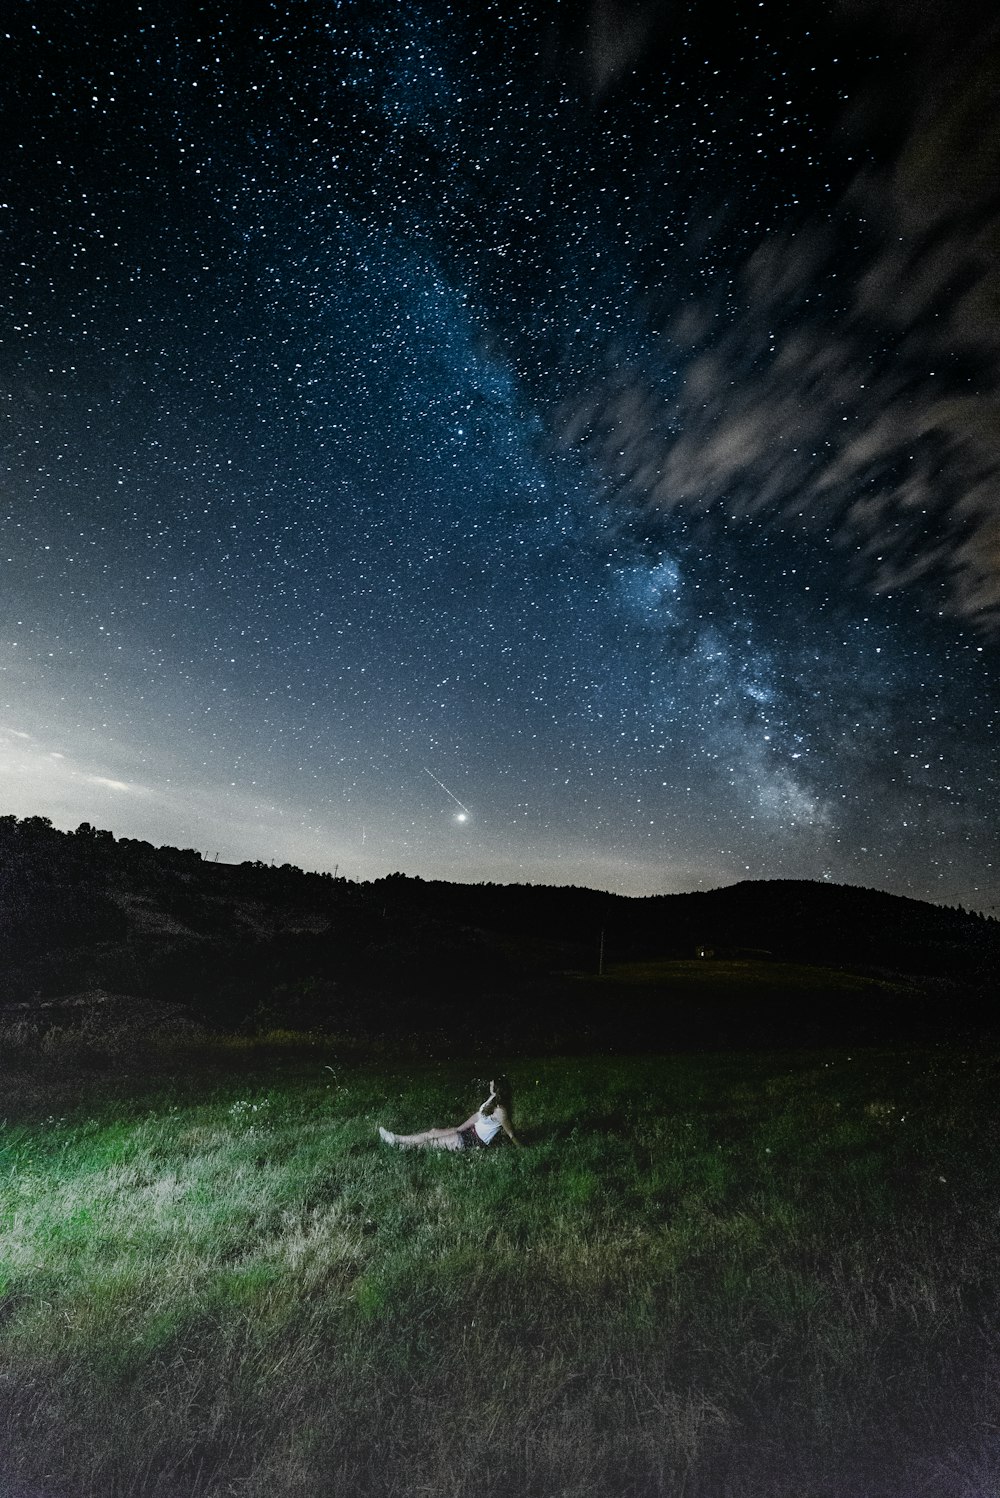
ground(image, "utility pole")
xmin=598 ymin=927 xmax=605 ymax=978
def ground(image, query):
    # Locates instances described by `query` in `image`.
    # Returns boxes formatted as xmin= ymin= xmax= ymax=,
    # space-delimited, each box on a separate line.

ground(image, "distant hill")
xmin=1 ymin=813 xmax=995 ymax=1044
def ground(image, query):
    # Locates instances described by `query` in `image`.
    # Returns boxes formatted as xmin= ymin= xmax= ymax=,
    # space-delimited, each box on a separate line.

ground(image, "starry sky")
xmin=2 ymin=0 xmax=997 ymax=907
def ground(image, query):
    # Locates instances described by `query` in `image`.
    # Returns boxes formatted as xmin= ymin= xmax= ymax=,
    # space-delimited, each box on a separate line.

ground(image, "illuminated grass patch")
xmin=0 ymin=1046 xmax=997 ymax=1497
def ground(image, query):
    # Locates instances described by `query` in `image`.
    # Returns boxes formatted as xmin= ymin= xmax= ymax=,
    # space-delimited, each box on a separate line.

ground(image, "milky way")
xmin=2 ymin=0 xmax=997 ymax=907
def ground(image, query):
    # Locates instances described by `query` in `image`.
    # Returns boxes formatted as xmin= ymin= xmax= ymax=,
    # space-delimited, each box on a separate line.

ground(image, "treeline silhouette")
xmin=1 ymin=813 xmax=996 ymax=1045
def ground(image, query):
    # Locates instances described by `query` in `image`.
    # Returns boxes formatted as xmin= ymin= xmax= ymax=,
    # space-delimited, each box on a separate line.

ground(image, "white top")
xmin=474 ymin=1105 xmax=503 ymax=1144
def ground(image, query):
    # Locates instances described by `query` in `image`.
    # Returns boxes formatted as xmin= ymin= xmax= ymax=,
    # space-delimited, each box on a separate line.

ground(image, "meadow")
xmin=1 ymin=1022 xmax=998 ymax=1498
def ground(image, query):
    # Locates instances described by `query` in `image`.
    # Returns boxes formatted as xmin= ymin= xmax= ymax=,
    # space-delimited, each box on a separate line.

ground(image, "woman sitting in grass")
xmin=378 ymin=1075 xmax=521 ymax=1151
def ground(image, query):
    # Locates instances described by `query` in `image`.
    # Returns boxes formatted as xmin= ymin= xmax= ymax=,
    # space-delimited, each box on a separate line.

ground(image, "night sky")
xmin=2 ymin=0 xmax=997 ymax=907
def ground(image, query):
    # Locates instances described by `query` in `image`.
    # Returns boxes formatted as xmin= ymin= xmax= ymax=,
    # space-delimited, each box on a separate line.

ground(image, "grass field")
xmin=1 ymin=1030 xmax=998 ymax=1497
xmin=596 ymin=958 xmax=919 ymax=995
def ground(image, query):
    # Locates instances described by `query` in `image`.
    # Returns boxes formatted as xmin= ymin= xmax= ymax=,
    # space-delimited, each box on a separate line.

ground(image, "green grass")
xmin=1 ymin=1040 xmax=998 ymax=1497
xmin=596 ymin=957 xmax=918 ymax=996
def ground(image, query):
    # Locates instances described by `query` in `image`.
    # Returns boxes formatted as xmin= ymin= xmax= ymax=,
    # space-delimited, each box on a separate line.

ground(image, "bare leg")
xmin=390 ymin=1128 xmax=463 ymax=1151
xmin=378 ymin=1108 xmax=479 ymax=1150
xmin=379 ymin=1117 xmax=477 ymax=1150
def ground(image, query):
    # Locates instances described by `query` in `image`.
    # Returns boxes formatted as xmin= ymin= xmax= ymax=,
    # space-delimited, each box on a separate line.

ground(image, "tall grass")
xmin=1 ymin=1039 xmax=998 ymax=1496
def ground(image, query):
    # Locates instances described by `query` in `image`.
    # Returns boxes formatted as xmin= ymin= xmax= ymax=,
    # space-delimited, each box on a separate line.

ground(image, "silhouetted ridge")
xmin=1 ymin=814 xmax=995 ymax=1042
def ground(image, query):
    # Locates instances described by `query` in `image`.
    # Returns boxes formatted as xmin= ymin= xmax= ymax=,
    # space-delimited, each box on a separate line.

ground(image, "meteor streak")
xmin=423 ymin=767 xmax=471 ymax=819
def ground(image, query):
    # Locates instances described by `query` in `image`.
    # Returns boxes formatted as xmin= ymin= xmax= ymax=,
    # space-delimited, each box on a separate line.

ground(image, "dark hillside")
xmin=1 ymin=814 xmax=995 ymax=1044
xmin=362 ymin=874 xmax=997 ymax=979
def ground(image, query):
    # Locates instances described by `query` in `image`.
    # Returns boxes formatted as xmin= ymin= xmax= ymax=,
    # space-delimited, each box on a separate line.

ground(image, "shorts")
xmin=457 ymin=1124 xmax=487 ymax=1149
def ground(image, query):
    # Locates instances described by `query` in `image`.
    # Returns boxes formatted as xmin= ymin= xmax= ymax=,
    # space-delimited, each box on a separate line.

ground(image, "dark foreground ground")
xmin=1 ymin=975 xmax=998 ymax=1498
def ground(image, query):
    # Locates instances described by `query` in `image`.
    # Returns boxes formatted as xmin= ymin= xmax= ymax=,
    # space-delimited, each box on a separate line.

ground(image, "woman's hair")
xmin=489 ymin=1073 xmax=513 ymax=1114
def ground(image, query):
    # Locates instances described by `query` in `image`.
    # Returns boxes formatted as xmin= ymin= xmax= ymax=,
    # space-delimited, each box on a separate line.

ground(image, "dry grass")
xmin=1 ymin=1035 xmax=998 ymax=1497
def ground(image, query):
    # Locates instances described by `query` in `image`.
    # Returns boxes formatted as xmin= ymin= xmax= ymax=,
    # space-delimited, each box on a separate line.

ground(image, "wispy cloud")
xmin=0 ymin=718 xmax=348 ymax=873
xmin=0 ymin=725 xmax=148 ymax=810
xmin=562 ymin=14 xmax=1000 ymax=628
